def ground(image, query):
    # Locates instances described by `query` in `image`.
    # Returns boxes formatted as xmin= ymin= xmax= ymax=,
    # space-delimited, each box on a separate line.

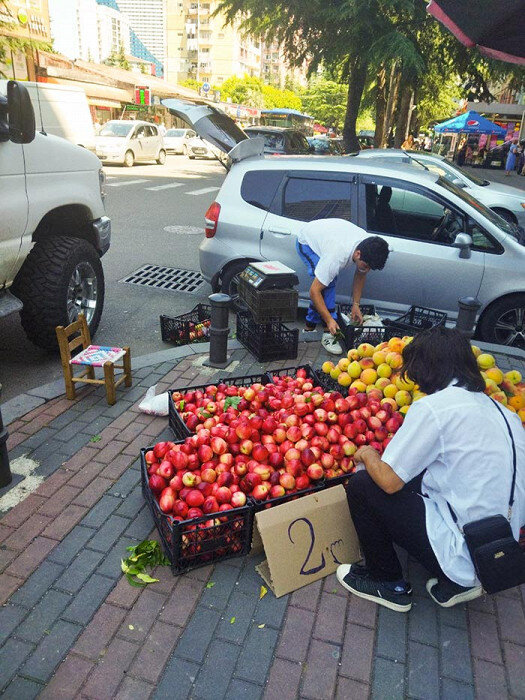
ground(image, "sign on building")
xmin=134 ymin=86 xmax=151 ymax=106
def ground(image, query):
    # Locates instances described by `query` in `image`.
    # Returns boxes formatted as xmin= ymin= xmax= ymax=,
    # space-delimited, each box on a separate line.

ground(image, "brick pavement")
xmin=0 ymin=341 xmax=524 ymax=698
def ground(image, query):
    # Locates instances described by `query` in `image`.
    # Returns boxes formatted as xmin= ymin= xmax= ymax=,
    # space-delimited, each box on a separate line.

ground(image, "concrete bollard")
xmin=0 ymin=404 xmax=12 ymax=488
xmin=203 ymin=293 xmax=232 ymax=369
xmin=456 ymin=296 xmax=481 ymax=338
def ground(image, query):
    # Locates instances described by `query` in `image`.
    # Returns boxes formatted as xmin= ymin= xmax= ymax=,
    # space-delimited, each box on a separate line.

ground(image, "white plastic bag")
xmin=362 ymin=313 xmax=384 ymax=328
xmin=138 ymin=385 xmax=169 ymax=416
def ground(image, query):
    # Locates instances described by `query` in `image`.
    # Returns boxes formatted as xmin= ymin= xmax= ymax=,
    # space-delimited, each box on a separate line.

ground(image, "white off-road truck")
xmin=0 ymin=80 xmax=110 ymax=349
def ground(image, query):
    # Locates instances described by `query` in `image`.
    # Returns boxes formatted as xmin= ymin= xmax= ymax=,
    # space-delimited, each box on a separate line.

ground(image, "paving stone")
xmin=47 ymin=526 xmax=95 ymax=566
xmin=124 ymin=505 xmax=154 ymax=539
xmin=289 ymin=578 xmax=322 ymax=611
xmin=81 ymin=636 xmax=139 ymax=699
xmin=73 ymin=603 xmax=127 ymax=660
xmin=468 ymin=610 xmax=503 ymax=664
xmin=503 ymin=641 xmax=525 ymax=698
xmin=128 ymin=620 xmax=181 ymax=684
xmin=62 ymin=573 xmax=116 ymax=625
xmin=253 ymin=589 xmax=289 ymax=630
xmin=345 ymin=593 xmax=377 ymax=629
xmin=159 ymin=575 xmax=205 ymax=627
xmin=154 ymin=657 xmax=201 ymax=700
xmin=340 ymin=622 xmax=375 ymax=684
xmin=17 ymin=588 xmax=72 ymax=643
xmin=439 ymin=602 xmax=468 ymax=629
xmin=35 ymin=469 xmax=73 ymax=498
xmin=30 ymin=439 xmax=64 ymax=464
xmin=234 ymin=557 xmax=264 ymax=595
xmin=371 ymin=657 xmax=405 ymax=700
xmin=115 ymin=676 xmax=154 ymax=700
xmin=16 ymin=427 xmax=58 ymax=451
xmin=300 ymin=638 xmax=340 ymax=700
xmin=174 ymin=606 xmax=221 ymax=663
xmin=80 ymin=495 xmax=122 ymax=528
xmin=0 ymin=573 xmax=24 ymax=605
xmin=2 ymin=675 xmax=43 ymax=699
xmin=0 ymin=637 xmax=35 ymax=692
xmin=313 ymin=593 xmax=347 ymax=644
xmin=107 ymin=467 xmax=141 ymax=497
xmin=72 ymin=477 xmax=113 ymax=508
xmin=66 ymin=460 xmax=105 ymax=489
xmin=468 ymin=594 xmax=495 ymax=614
xmin=54 ymin=548 xmax=104 ymax=594
xmin=100 ymin=453 xmax=136 ymax=482
xmin=0 ymin=604 xmax=29 ymax=645
xmin=263 ymin=657 xmax=303 ymax=700
xmin=41 ymin=504 xmax=88 ymax=541
xmin=106 ymin=575 xmax=143 ymax=609
xmin=235 ymin=623 xmax=279 ymax=685
xmin=48 ymin=410 xmax=79 ymax=430
xmin=441 ymin=678 xmax=475 ymax=700
xmin=101 ymin=400 xmax=134 ymax=419
xmin=336 ymin=677 xmax=369 ymax=700
xmin=407 ymin=640 xmax=440 ymax=700
xmin=496 ymin=594 xmax=525 ymax=645
xmin=277 ymin=604 xmax=315 ymax=663
xmin=96 ymin=536 xmax=140 ymax=579
xmin=440 ymin=625 xmax=473 ymax=684
xmin=193 ymin=638 xmax=241 ymax=699
xmin=227 ymin=678 xmax=263 ymax=700
xmin=409 ymin=596 xmax=439 ymax=646
xmin=472 ymin=658 xmax=508 ymax=700
xmin=20 ymin=619 xmax=82 ymax=683
xmin=216 ymin=591 xmax=259 ymax=644
xmin=375 ymin=607 xmax=407 ymax=662
xmin=5 ymin=537 xmax=57 ymax=579
xmin=0 ymin=546 xmax=18 ymax=573
xmin=87 ymin=515 xmax=130 ymax=552
xmin=92 ymin=440 xmax=128 ymax=465
xmin=200 ymin=562 xmax=240 ymax=610
xmin=1 ymin=494 xmax=46 ymax=528
xmin=118 ymin=588 xmax=167 ymax=642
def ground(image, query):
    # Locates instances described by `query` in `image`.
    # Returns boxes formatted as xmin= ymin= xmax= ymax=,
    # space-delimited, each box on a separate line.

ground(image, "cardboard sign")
xmin=254 ymin=485 xmax=361 ymax=597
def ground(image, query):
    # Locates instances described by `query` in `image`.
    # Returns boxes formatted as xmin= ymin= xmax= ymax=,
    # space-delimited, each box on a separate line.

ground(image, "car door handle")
xmin=268 ymin=227 xmax=291 ymax=236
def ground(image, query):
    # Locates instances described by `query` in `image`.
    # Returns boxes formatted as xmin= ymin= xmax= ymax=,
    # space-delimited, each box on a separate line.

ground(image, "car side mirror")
xmin=452 ymin=233 xmax=472 ymax=259
xmin=6 ymin=81 xmax=35 ymax=144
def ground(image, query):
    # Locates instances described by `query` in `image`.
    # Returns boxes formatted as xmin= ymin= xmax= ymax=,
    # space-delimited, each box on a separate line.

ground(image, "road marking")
xmin=186 ymin=187 xmax=220 ymax=196
xmin=146 ymin=183 xmax=184 ymax=191
xmin=106 ymin=179 xmax=149 ymax=187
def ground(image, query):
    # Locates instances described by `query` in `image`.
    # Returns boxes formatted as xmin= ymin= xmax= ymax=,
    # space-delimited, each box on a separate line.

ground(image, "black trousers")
xmin=346 ymin=470 xmax=450 ymax=583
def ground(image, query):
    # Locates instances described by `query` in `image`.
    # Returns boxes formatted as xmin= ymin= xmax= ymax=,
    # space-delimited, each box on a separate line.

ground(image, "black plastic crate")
xmin=251 ymin=480 xmax=325 ymax=513
xmin=336 ymin=303 xmax=396 ymax=350
xmin=238 ymin=277 xmax=298 ymax=323
xmin=265 ymin=364 xmax=326 ymax=390
xmin=160 ymin=304 xmax=212 ymax=346
xmin=237 ymin=312 xmax=299 ymax=363
xmin=168 ymin=374 xmax=270 ymax=438
xmin=141 ymin=449 xmax=254 ymax=574
xmin=388 ymin=305 xmax=447 ymax=334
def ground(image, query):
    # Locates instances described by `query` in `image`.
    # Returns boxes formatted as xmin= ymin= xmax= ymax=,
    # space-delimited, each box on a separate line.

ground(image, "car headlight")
xmin=99 ymin=168 xmax=106 ymax=202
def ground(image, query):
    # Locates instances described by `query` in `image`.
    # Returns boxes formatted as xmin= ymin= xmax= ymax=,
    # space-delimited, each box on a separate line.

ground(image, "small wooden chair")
xmin=56 ymin=313 xmax=132 ymax=405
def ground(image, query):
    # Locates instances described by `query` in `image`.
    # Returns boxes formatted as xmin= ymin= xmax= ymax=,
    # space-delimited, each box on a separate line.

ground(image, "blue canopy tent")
xmin=434 ymin=110 xmax=506 ymax=136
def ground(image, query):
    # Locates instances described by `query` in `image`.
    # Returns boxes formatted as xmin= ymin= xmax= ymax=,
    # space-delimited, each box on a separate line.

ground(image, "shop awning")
xmin=88 ymin=98 xmax=123 ymax=109
xmin=434 ymin=110 xmax=507 ymax=135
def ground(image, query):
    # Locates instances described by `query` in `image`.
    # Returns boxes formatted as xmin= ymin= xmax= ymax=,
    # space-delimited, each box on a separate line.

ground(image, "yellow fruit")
xmin=509 ymin=394 xmax=525 ymax=410
xmin=375 ymin=377 xmax=391 ymax=391
xmin=330 ymin=367 xmax=341 ymax=380
xmin=381 ymin=397 xmax=398 ymax=410
xmin=348 ymin=361 xmax=362 ymax=378
xmin=395 ymin=375 xmax=415 ymax=392
xmin=386 ymin=352 xmax=403 ymax=369
xmin=347 ymin=348 xmax=359 ymax=361
xmin=383 ymin=384 xmax=398 ymax=399
xmin=359 ymin=357 xmax=375 ymax=370
xmin=322 ymin=361 xmax=334 ymax=374
xmin=388 ymin=337 xmax=405 ymax=353
xmin=504 ymin=370 xmax=522 ymax=385
xmin=377 ymin=363 xmax=392 ymax=379
xmin=361 ymin=368 xmax=378 ymax=385
xmin=518 ymin=408 xmax=525 ymax=423
xmin=471 ymin=344 xmax=482 ymax=358
xmin=507 ymin=405 xmax=517 ymax=413
xmin=412 ymin=391 xmax=427 ymax=402
xmin=477 ymin=353 xmax=495 ymax=370
xmin=372 ymin=351 xmax=387 ymax=366
xmin=357 ymin=343 xmax=375 ymax=358
xmin=402 ymin=336 xmax=413 ymax=344
xmin=485 ymin=367 xmax=503 ymax=385
xmin=484 ymin=377 xmax=499 ymax=394
xmin=375 ymin=341 xmax=389 ymax=352
xmin=337 ymin=372 xmax=352 ymax=387
xmin=337 ymin=357 xmax=350 ymax=372
xmin=490 ymin=391 xmax=507 ymax=406
xmin=395 ymin=390 xmax=412 ymax=407
xmin=399 ymin=405 xmax=410 ymax=415
xmin=350 ymin=380 xmax=367 ymax=392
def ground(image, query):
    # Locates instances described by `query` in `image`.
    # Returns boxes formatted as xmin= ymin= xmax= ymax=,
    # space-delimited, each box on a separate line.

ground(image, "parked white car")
xmin=354 ymin=149 xmax=525 ymax=229
xmin=95 ymin=120 xmax=166 ymax=167
xmin=164 ymin=127 xmax=196 ymax=154
xmin=186 ymin=135 xmax=220 ymax=160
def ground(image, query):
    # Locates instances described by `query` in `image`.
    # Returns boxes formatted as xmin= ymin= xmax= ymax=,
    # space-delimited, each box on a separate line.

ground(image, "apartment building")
xmin=115 ymin=0 xmax=166 ymax=72
xmin=261 ymin=39 xmax=308 ymax=90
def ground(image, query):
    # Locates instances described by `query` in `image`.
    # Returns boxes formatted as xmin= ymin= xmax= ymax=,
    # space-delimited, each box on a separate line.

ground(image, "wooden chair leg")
xmin=86 ymin=365 xmax=95 ymax=380
xmin=64 ymin=367 xmax=76 ymax=401
xmin=123 ymin=346 xmax=132 ymax=387
xmin=56 ymin=324 xmax=76 ymax=400
xmin=104 ymin=361 xmax=116 ymax=405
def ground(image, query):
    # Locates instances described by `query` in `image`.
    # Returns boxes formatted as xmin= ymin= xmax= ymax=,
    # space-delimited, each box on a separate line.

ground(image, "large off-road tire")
xmin=478 ymin=294 xmax=525 ymax=349
xmin=11 ymin=236 xmax=105 ymax=350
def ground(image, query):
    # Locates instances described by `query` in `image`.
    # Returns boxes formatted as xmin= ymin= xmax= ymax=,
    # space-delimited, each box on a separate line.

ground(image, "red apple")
xmin=149 ymin=474 xmax=166 ymax=494
xmin=157 ymin=460 xmax=174 ymax=480
xmin=252 ymin=483 xmax=270 ymax=501
xmin=173 ymin=500 xmax=189 ymax=518
xmin=306 ymin=463 xmax=323 ymax=480
xmin=186 ymin=489 xmax=205 ymax=508
xmin=296 ymin=474 xmax=311 ymax=490
xmin=182 ymin=472 xmax=197 ymax=487
xmin=280 ymin=473 xmax=296 ymax=490
xmin=269 ymin=485 xmax=285 ymax=498
xmin=159 ymin=487 xmax=175 ymax=513
xmin=252 ymin=444 xmax=269 ymax=462
xmin=239 ymin=439 xmax=253 ymax=455
xmin=301 ymin=448 xmax=316 ymax=467
xmin=203 ymin=496 xmax=220 ymax=514
xmin=231 ymin=491 xmax=247 ymax=507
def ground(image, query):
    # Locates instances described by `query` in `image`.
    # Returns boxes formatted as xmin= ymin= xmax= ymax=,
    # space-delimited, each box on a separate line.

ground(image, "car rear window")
xmin=241 ymin=170 xmax=284 ymax=210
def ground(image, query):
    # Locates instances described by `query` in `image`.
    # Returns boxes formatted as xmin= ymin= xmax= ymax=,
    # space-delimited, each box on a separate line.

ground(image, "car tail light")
xmin=204 ymin=202 xmax=221 ymax=238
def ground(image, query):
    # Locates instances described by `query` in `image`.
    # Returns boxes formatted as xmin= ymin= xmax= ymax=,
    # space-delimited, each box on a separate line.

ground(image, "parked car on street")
xmin=1 ymin=80 xmax=110 ymax=348
xmin=162 ymin=99 xmax=525 ymax=348
xmin=95 ymin=120 xmax=166 ymax=167
xmin=244 ymin=126 xmax=311 ymax=155
xmin=354 ymin=149 xmax=525 ymax=228
xmin=307 ymin=136 xmax=346 ymax=155
xmin=185 ymin=135 xmax=220 ymax=159
xmin=163 ymin=127 xmax=196 ymax=154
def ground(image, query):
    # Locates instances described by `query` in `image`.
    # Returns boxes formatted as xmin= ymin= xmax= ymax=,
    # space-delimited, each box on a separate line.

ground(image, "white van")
xmin=23 ymin=81 xmax=95 ymax=151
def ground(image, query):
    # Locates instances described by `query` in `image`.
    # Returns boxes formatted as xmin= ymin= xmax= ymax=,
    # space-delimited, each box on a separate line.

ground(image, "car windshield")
xmin=166 ymin=129 xmax=185 ymax=137
xmin=438 ymin=176 xmax=519 ymax=239
xmin=99 ymin=122 xmax=134 ymax=137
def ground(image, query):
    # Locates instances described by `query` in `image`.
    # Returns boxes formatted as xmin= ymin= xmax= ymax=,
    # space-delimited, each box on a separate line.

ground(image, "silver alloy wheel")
xmin=67 ymin=262 xmax=98 ymax=324
xmin=493 ymin=304 xmax=525 ymax=347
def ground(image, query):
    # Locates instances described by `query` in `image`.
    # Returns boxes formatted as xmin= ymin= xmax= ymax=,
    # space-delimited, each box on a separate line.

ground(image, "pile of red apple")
xmin=149 ymin=370 xmax=404 ymax=521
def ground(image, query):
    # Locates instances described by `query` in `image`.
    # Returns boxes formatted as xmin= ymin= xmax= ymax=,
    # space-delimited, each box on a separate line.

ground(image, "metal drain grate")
xmin=120 ymin=265 xmax=205 ymax=293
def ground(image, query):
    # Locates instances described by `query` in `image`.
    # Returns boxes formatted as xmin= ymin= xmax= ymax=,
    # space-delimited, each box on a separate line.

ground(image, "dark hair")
xmin=401 ymin=326 xmax=485 ymax=395
xmin=357 ymin=236 xmax=389 ymax=270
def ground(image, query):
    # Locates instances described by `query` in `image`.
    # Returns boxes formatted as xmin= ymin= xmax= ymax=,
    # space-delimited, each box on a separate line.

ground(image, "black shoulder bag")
xmin=448 ymin=399 xmax=525 ymax=595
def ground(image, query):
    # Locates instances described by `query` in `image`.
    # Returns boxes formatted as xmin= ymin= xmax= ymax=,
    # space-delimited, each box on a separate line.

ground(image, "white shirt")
xmin=297 ymin=218 xmax=366 ymax=287
xmin=382 ymin=385 xmax=525 ymax=587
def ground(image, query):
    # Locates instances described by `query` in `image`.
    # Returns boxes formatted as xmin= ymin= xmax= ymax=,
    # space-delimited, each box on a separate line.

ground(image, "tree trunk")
xmin=383 ymin=65 xmax=400 ymax=147
xmin=374 ymin=67 xmax=386 ymax=149
xmin=342 ymin=55 xmax=368 ymax=152
xmin=394 ymin=85 xmax=413 ymax=148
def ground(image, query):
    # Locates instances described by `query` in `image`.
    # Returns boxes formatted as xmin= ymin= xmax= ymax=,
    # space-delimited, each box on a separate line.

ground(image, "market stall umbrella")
xmin=434 ymin=110 xmax=507 ymax=135
xmin=427 ymin=0 xmax=525 ymax=65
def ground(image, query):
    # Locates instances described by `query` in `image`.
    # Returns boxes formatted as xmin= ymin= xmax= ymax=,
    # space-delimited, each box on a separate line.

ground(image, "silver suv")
xmin=163 ymin=100 xmax=525 ymax=348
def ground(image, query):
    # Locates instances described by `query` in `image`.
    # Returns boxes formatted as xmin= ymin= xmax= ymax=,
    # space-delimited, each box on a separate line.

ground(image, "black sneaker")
xmin=337 ymin=564 xmax=412 ymax=613
xmin=426 ymin=578 xmax=482 ymax=607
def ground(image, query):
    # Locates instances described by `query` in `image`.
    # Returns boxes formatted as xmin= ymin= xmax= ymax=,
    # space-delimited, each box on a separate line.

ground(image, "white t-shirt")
xmin=382 ymin=385 xmax=525 ymax=587
xmin=297 ymin=218 xmax=367 ymax=287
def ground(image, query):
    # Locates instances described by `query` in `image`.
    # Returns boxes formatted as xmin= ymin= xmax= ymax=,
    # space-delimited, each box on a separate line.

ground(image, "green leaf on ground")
xmin=90 ymin=435 xmax=101 ymax=443
xmin=206 ymin=581 xmax=215 ymax=589
xmin=230 ymin=616 xmax=236 ymax=624
xmin=121 ymin=540 xmax=169 ymax=587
